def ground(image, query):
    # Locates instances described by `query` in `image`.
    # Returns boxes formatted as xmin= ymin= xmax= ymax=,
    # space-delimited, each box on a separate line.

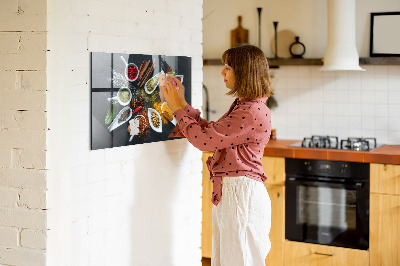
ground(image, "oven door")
xmin=285 ymin=177 xmax=369 ymax=250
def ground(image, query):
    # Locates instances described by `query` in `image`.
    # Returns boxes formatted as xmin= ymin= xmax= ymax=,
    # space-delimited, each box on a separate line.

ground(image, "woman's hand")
xmin=174 ymin=76 xmax=187 ymax=107
xmin=160 ymin=76 xmax=187 ymax=113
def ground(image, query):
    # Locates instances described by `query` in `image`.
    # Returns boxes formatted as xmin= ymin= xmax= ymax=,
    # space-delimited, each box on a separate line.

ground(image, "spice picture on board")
xmin=90 ymin=52 xmax=192 ymax=150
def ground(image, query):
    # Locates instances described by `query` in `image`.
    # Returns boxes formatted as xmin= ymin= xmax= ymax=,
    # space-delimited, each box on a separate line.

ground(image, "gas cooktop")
xmin=289 ymin=135 xmax=382 ymax=151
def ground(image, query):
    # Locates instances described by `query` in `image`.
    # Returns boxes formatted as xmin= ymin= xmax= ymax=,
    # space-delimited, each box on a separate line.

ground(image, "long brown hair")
xmin=221 ymin=44 xmax=273 ymax=99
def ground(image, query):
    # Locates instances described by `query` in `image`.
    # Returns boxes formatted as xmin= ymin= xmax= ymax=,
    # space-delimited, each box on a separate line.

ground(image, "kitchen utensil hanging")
xmin=257 ymin=8 xmax=262 ymax=48
xmin=273 ymin=21 xmax=279 ymax=58
xmin=289 ymin=36 xmax=306 ymax=58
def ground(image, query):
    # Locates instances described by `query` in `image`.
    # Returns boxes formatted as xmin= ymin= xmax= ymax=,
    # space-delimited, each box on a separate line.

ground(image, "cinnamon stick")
xmin=138 ymin=60 xmax=150 ymax=81
xmin=140 ymin=65 xmax=154 ymax=87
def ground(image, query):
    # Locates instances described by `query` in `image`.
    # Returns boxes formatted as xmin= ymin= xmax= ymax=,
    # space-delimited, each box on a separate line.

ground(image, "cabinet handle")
xmin=314 ymin=252 xmax=335 ymax=257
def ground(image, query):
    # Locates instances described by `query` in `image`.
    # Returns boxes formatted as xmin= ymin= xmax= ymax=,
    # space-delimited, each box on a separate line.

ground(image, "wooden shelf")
xmin=203 ymin=58 xmax=323 ymax=67
xmin=268 ymin=58 xmax=322 ymax=67
xmin=359 ymin=57 xmax=400 ymax=65
xmin=203 ymin=57 xmax=400 ymax=67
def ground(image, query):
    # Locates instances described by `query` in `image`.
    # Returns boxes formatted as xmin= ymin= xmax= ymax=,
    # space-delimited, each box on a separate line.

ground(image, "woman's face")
xmin=220 ymin=64 xmax=235 ymax=89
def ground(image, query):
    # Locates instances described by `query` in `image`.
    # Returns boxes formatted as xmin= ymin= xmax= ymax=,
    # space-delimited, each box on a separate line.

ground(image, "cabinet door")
xmin=370 ymin=163 xmax=400 ymax=195
xmin=284 ymin=241 xmax=369 ymax=266
xmin=370 ymin=193 xmax=400 ymax=266
xmin=202 ymin=152 xmax=213 ymax=258
xmin=261 ymin=156 xmax=285 ymax=185
xmin=264 ymin=184 xmax=284 ymax=266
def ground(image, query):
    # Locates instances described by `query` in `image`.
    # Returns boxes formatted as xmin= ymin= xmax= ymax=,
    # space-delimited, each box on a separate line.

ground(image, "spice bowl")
xmin=125 ymin=63 xmax=139 ymax=82
xmin=108 ymin=106 xmax=132 ymax=132
xmin=144 ymin=72 xmax=162 ymax=94
xmin=107 ymin=88 xmax=132 ymax=106
xmin=148 ymin=108 xmax=162 ymax=133
xmin=120 ymin=56 xmax=139 ymax=82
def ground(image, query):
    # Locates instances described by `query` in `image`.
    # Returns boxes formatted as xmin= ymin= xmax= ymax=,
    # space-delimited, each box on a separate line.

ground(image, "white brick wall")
xmin=21 ymin=229 xmax=47 ymax=250
xmin=46 ymin=1 xmax=203 ymax=266
xmin=0 ymin=0 xmax=48 ymax=265
xmin=2 ymin=0 xmax=203 ymax=265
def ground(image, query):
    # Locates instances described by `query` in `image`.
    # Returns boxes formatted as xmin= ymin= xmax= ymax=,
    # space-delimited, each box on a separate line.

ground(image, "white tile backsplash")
xmin=374 ymin=77 xmax=388 ymax=91
xmin=374 ymin=65 xmax=388 ymax=77
xmin=362 ymin=89 xmax=375 ymax=103
xmin=375 ymin=104 xmax=389 ymax=117
xmin=374 ymin=90 xmax=388 ymax=104
xmin=388 ymin=91 xmax=400 ymax=104
xmin=389 ymin=104 xmax=400 ymax=117
xmin=204 ymin=64 xmax=400 ymax=144
xmin=389 ymin=117 xmax=400 ymax=131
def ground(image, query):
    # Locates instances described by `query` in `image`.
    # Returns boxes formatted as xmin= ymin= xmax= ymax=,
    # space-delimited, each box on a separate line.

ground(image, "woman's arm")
xmin=172 ymin=106 xmax=256 ymax=152
xmin=161 ymin=76 xmax=211 ymax=138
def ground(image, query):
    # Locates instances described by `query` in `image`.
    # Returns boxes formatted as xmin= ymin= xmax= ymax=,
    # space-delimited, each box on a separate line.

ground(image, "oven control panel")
xmin=286 ymin=158 xmax=369 ymax=180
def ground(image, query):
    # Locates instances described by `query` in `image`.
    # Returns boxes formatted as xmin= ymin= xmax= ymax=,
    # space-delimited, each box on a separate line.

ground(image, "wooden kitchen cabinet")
xmin=264 ymin=184 xmax=285 ymax=266
xmin=370 ymin=163 xmax=400 ymax=195
xmin=262 ymin=156 xmax=285 ymax=266
xmin=202 ymin=152 xmax=213 ymax=258
xmin=261 ymin=156 xmax=285 ymax=186
xmin=370 ymin=163 xmax=400 ymax=266
xmin=284 ymin=241 xmax=369 ymax=266
xmin=370 ymin=193 xmax=400 ymax=266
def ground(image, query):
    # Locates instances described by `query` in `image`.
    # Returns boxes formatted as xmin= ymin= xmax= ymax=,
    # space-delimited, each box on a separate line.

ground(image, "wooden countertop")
xmin=263 ymin=139 xmax=400 ymax=165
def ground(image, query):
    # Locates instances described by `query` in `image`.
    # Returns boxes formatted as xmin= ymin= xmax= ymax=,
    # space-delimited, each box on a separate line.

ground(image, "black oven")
xmin=285 ymin=158 xmax=369 ymax=250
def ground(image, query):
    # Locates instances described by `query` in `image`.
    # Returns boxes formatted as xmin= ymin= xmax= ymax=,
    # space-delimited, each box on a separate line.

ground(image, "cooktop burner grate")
xmin=292 ymin=136 xmax=379 ymax=151
xmin=340 ymin=137 xmax=377 ymax=151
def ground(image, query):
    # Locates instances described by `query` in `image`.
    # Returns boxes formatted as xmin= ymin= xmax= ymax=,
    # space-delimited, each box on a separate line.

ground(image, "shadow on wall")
xmin=130 ymin=139 xmax=189 ymax=265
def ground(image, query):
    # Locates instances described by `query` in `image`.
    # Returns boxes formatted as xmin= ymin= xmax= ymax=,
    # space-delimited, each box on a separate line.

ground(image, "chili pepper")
xmin=132 ymin=106 xmax=142 ymax=115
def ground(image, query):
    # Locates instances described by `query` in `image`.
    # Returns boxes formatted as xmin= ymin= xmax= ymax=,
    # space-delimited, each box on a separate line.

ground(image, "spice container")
xmin=270 ymin=128 xmax=277 ymax=140
xmin=107 ymin=88 xmax=132 ymax=106
xmin=120 ymin=56 xmax=139 ymax=82
xmin=147 ymin=108 xmax=162 ymax=133
xmin=144 ymin=72 xmax=162 ymax=94
xmin=108 ymin=106 xmax=132 ymax=132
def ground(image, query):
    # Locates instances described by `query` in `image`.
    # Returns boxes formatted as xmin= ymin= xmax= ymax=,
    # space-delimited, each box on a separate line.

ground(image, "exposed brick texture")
xmin=0 ymin=0 xmax=48 ymax=265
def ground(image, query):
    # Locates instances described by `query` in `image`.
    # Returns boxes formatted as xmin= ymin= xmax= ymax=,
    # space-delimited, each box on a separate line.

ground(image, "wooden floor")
xmin=202 ymin=257 xmax=211 ymax=266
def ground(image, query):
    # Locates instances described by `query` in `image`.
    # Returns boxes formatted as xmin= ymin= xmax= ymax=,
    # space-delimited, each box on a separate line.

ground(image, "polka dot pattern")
xmin=169 ymin=97 xmax=272 ymax=206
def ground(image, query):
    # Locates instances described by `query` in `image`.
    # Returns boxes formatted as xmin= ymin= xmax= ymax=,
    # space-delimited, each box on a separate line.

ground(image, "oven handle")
xmin=286 ymin=177 xmax=364 ymax=189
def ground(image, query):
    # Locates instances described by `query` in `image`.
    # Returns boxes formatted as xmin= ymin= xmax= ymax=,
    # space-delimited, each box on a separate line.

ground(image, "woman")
xmin=161 ymin=44 xmax=273 ymax=266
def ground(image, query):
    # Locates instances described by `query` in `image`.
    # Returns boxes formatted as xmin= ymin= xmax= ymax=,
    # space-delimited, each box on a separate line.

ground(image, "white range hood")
xmin=320 ymin=0 xmax=365 ymax=71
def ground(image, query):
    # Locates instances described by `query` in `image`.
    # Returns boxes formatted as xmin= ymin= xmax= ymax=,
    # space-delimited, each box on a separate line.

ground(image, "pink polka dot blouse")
xmin=169 ymin=97 xmax=272 ymax=206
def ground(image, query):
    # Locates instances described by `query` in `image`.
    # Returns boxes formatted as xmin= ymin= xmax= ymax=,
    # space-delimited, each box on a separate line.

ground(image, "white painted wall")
xmin=46 ymin=0 xmax=203 ymax=266
xmin=203 ymin=0 xmax=400 ymax=58
xmin=203 ymin=0 xmax=400 ymax=144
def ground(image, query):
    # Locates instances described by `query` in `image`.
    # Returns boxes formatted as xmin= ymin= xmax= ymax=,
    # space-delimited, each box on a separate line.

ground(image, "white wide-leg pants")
xmin=211 ymin=176 xmax=271 ymax=266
